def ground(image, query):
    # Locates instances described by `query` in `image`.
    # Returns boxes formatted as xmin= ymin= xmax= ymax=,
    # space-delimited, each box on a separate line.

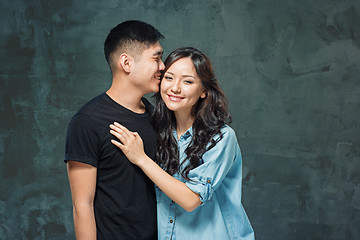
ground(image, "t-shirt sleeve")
xmin=64 ymin=113 xmax=99 ymax=167
xmin=185 ymin=126 xmax=241 ymax=205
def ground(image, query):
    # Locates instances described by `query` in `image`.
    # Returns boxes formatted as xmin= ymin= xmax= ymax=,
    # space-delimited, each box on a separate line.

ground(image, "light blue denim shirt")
xmin=156 ymin=125 xmax=255 ymax=240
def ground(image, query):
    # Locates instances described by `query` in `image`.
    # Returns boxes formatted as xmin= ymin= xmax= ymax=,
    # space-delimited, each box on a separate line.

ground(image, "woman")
xmin=110 ymin=47 xmax=254 ymax=240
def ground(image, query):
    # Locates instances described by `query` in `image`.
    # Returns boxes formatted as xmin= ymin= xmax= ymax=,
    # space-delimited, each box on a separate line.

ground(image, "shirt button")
xmin=207 ymin=179 xmax=211 ymax=183
xmin=170 ymin=219 xmax=173 ymax=223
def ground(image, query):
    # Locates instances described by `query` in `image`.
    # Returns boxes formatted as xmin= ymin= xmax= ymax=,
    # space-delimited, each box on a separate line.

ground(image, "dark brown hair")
xmin=152 ymin=47 xmax=231 ymax=181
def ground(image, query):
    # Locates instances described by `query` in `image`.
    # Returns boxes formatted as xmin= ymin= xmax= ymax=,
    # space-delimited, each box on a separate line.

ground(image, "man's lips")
xmin=154 ymin=72 xmax=162 ymax=80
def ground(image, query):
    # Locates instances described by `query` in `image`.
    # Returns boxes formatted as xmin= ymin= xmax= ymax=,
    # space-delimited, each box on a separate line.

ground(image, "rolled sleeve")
xmin=185 ymin=176 xmax=213 ymax=204
xmin=185 ymin=126 xmax=240 ymax=204
xmin=64 ymin=113 xmax=100 ymax=167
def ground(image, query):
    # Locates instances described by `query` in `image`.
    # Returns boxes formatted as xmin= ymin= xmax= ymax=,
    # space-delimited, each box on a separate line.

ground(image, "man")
xmin=65 ymin=20 xmax=164 ymax=240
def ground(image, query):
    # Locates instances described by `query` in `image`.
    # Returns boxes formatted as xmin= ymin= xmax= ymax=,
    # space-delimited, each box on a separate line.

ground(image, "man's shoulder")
xmin=76 ymin=93 xmax=106 ymax=115
xmin=68 ymin=93 xmax=106 ymax=128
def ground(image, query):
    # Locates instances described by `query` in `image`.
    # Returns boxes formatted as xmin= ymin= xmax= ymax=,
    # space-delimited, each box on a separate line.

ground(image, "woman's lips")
xmin=168 ymin=94 xmax=184 ymax=102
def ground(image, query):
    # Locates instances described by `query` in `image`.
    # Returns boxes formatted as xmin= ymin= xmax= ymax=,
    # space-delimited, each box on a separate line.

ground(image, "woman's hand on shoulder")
xmin=110 ymin=122 xmax=146 ymax=166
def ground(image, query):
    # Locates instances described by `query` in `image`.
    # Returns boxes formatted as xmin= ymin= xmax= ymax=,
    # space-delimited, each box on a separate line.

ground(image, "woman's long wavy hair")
xmin=152 ymin=47 xmax=231 ymax=181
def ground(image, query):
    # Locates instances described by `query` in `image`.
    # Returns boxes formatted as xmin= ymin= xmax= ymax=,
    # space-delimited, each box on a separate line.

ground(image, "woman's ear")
xmin=118 ymin=53 xmax=133 ymax=73
xmin=200 ymin=90 xmax=207 ymax=99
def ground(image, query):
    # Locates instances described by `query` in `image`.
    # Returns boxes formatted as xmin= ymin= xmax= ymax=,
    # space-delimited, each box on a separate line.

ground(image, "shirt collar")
xmin=172 ymin=126 xmax=193 ymax=141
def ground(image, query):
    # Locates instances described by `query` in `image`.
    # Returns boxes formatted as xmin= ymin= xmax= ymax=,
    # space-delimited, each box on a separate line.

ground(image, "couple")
xmin=65 ymin=20 xmax=254 ymax=240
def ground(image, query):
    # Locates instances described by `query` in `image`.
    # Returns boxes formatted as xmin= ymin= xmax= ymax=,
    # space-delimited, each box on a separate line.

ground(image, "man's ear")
xmin=117 ymin=53 xmax=133 ymax=73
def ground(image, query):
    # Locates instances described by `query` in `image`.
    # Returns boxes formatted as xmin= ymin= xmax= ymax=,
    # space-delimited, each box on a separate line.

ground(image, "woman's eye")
xmin=184 ymin=80 xmax=193 ymax=84
xmin=164 ymin=76 xmax=173 ymax=80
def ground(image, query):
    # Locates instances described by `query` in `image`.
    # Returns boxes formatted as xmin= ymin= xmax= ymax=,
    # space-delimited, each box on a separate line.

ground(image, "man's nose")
xmin=159 ymin=60 xmax=165 ymax=70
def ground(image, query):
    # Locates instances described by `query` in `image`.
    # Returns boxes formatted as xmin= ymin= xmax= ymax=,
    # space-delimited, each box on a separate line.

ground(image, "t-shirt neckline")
xmin=103 ymin=92 xmax=149 ymax=117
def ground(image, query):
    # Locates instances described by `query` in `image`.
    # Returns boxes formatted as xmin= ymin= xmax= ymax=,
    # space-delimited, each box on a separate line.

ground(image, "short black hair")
xmin=104 ymin=20 xmax=164 ymax=70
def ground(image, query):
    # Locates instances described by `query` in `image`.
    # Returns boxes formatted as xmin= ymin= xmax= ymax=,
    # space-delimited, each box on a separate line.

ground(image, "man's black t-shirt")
xmin=65 ymin=93 xmax=157 ymax=240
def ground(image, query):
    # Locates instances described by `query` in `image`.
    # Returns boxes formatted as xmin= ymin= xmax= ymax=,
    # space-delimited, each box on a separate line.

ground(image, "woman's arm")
xmin=110 ymin=122 xmax=201 ymax=212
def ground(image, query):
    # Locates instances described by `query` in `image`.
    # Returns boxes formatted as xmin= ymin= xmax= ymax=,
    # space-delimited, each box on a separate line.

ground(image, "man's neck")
xmin=106 ymin=81 xmax=146 ymax=114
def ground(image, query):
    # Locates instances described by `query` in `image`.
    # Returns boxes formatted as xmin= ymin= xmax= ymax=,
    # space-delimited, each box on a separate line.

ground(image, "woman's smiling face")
xmin=160 ymin=57 xmax=206 ymax=117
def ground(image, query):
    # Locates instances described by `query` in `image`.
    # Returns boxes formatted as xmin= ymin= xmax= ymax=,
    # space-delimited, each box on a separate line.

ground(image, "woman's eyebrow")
xmin=165 ymin=72 xmax=195 ymax=79
xmin=182 ymin=75 xmax=195 ymax=79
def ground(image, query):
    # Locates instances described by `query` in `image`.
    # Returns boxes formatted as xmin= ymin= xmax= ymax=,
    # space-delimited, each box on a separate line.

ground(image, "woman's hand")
xmin=110 ymin=122 xmax=146 ymax=166
xmin=110 ymin=123 xmax=201 ymax=212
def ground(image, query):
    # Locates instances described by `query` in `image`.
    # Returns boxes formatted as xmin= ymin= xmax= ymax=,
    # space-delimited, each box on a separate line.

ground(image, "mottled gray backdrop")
xmin=1 ymin=0 xmax=359 ymax=239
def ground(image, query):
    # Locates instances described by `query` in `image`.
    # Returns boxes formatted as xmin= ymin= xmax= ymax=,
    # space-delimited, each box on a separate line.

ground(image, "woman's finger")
xmin=110 ymin=128 xmax=128 ymax=144
xmin=110 ymin=124 xmax=129 ymax=137
xmin=113 ymin=122 xmax=133 ymax=138
xmin=110 ymin=123 xmax=125 ymax=135
xmin=111 ymin=139 xmax=124 ymax=150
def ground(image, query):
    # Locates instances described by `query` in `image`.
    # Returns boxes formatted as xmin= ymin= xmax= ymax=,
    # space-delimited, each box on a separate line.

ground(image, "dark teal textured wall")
xmin=1 ymin=0 xmax=359 ymax=239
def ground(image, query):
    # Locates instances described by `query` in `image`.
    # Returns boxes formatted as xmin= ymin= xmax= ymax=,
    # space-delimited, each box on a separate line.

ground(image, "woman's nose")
xmin=170 ymin=81 xmax=181 ymax=93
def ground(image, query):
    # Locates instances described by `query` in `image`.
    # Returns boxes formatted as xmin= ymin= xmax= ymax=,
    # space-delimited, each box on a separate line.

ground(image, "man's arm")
xmin=67 ymin=161 xmax=97 ymax=240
